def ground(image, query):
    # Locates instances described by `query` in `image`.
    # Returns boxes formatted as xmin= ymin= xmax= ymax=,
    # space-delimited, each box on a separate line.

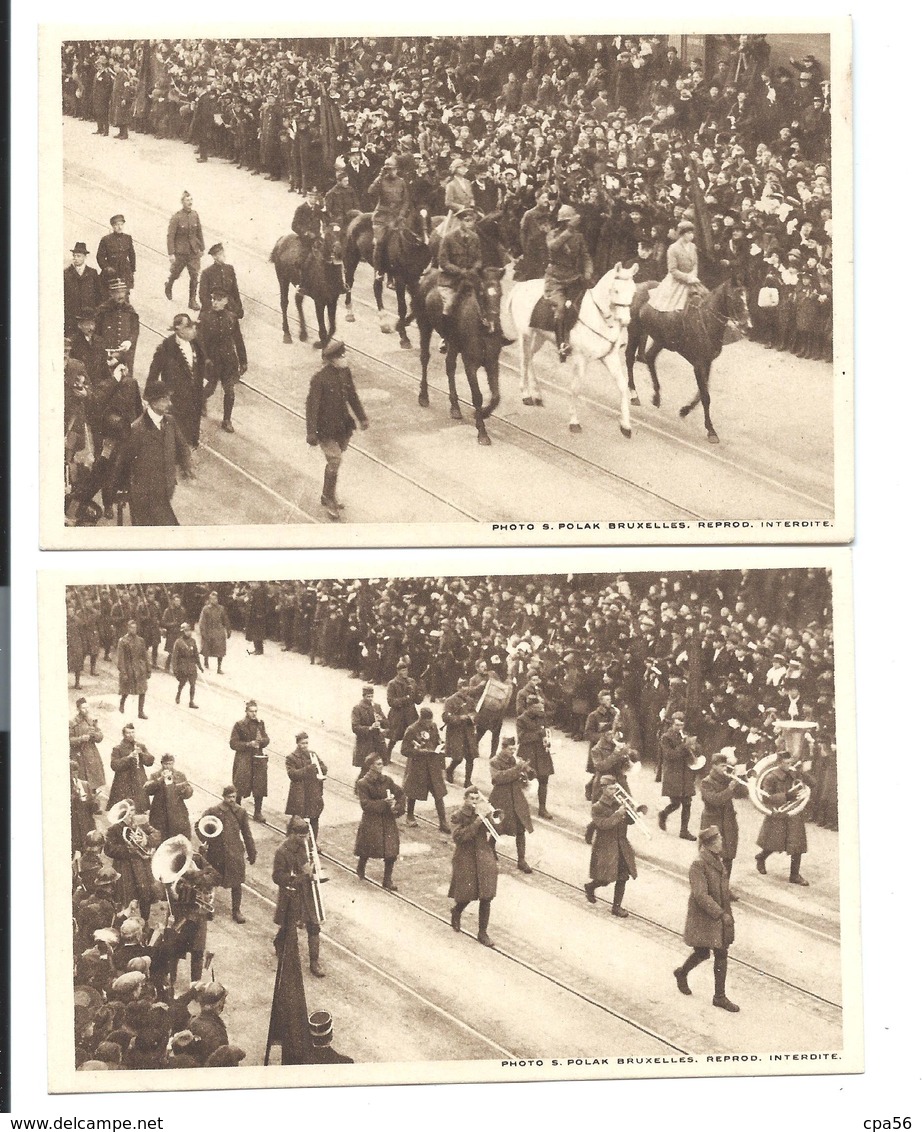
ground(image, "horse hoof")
xmin=653 ymin=395 xmax=661 ymax=409
xmin=477 ymin=434 xmax=492 ymax=447
xmin=630 ymin=395 xmax=640 ymax=406
xmin=708 ymin=433 xmax=720 ymax=445
xmin=311 ymin=340 xmax=323 ymax=349
xmin=345 ymin=312 xmax=356 ymax=323
xmin=620 ymin=426 xmax=632 ymax=439
xmin=679 ymin=405 xmax=692 ymax=418
xmin=534 ymin=398 xmax=544 ymax=407
xmin=283 ymin=334 xmax=293 ymax=345
xmin=569 ymin=423 xmax=582 ymax=434
xmin=450 ymin=405 xmax=463 ymax=421
xmin=522 ymin=397 xmax=534 ymax=406
xmin=399 ymin=338 xmax=412 ymax=351
xmin=418 ymin=393 xmax=429 ymax=409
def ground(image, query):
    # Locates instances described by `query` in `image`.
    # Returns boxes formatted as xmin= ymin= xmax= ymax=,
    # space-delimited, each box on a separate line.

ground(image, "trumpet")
xmin=475 ymin=802 xmax=503 ymax=841
xmin=611 ymin=783 xmax=652 ymax=840
xmin=162 ymin=769 xmax=174 ymax=787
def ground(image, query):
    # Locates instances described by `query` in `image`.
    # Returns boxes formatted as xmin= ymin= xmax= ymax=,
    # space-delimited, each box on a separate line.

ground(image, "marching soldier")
xmin=385 ymin=659 xmax=421 ymax=762
xmin=584 ymin=760 xmax=638 ymax=918
xmin=401 ymin=707 xmax=450 ymax=832
xmin=657 ymin=711 xmax=699 ymax=840
xmin=285 ymin=731 xmax=327 ymax=843
xmin=673 ymin=826 xmax=739 ymax=1012
xmin=350 ymin=684 xmax=388 ymax=768
xmin=199 ymin=785 xmax=257 ymax=924
xmin=443 ymin=678 xmax=479 ymax=787
xmin=162 ymin=846 xmax=219 ymax=986
xmin=516 ymin=696 xmax=555 ymax=819
xmin=754 ymin=748 xmax=815 ymax=886
xmin=165 ymin=191 xmax=205 ymax=310
xmin=230 ymin=699 xmax=270 ymax=822
xmin=272 ymin=815 xmax=325 ymax=977
xmin=699 ymin=748 xmax=748 ymax=895
xmin=96 ymin=215 xmax=136 ymax=292
xmin=170 ymin=622 xmax=204 ymax=709
xmin=449 ymin=785 xmax=500 ymax=947
xmin=145 ymin=753 xmax=193 ymax=840
xmin=583 ymin=689 xmax=620 ymax=798
xmin=198 ymin=287 xmax=247 ymax=434
xmin=70 ymin=696 xmax=106 ymax=795
xmin=489 ymin=736 xmax=534 ymax=874
xmin=354 ymin=754 xmax=405 ymax=890
xmin=198 ymin=243 xmax=244 ymax=318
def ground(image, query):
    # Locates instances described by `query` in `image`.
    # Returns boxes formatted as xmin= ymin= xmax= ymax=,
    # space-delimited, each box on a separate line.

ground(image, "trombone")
xmin=611 ymin=783 xmax=652 ymax=840
xmin=305 ymin=822 xmax=327 ymax=923
xmin=308 ymin=749 xmax=325 ymax=782
xmin=474 ymin=801 xmax=503 ymax=842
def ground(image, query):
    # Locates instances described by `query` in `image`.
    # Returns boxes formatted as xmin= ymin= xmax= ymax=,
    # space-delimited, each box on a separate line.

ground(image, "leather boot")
xmin=137 ymin=695 xmax=148 ymax=720
xmin=450 ymin=903 xmax=463 ymax=932
xmin=356 ymin=856 xmax=367 ymax=880
xmin=188 ymin=283 xmax=201 ymax=312
xmin=231 ymin=887 xmax=246 ymax=924
xmin=611 ymin=876 xmax=628 ymax=917
xmin=477 ymin=900 xmax=495 ymax=948
xmin=382 ymin=858 xmax=398 ymax=891
xmin=308 ymin=933 xmax=326 ymax=977
xmin=674 ymin=967 xmax=692 ymax=995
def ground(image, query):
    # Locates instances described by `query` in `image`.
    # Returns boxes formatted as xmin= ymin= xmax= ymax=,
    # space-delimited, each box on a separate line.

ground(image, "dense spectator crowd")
xmin=61 ymin=34 xmax=834 ymax=360
xmin=67 ymin=568 xmax=838 ymax=832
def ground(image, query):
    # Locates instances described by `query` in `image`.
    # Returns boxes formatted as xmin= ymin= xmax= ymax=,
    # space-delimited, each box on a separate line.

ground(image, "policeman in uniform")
xmin=96 ymin=215 xmax=136 ymax=292
xmin=437 ymin=206 xmax=483 ymax=319
xmin=198 ymin=243 xmax=244 ymax=318
xmin=165 ymin=191 xmax=205 ymax=310
xmin=544 ymin=204 xmax=593 ymax=361
xmin=95 ymin=277 xmax=140 ymax=378
xmin=305 ymin=1011 xmax=354 ymax=1064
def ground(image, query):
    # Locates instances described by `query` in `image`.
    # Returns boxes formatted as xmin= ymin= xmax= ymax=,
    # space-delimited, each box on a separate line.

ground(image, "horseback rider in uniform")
xmin=291 ymin=187 xmax=327 ymax=256
xmin=647 ymin=219 xmax=703 ymax=312
xmin=437 ymin=207 xmax=483 ymax=320
xmin=368 ymin=155 xmax=412 ymax=285
xmin=544 ymin=204 xmax=593 ymax=362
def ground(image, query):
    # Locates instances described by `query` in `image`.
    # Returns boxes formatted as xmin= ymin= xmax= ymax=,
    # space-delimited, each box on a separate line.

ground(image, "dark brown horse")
xmin=625 ymin=277 xmax=750 ymax=444
xmin=341 ymin=212 xmax=433 ymax=349
xmin=414 ymin=266 xmax=506 ymax=446
xmin=270 ymin=226 xmax=345 ymax=348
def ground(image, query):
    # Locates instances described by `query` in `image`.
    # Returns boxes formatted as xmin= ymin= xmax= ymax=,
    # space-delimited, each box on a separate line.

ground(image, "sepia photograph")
xmin=40 ymin=552 xmax=860 ymax=1092
xmin=41 ymin=22 xmax=852 ymax=548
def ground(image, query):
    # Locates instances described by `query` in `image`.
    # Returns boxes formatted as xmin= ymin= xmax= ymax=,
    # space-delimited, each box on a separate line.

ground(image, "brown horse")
xmin=625 ymin=277 xmax=750 ymax=444
xmin=414 ymin=266 xmax=506 ymax=446
xmin=270 ymin=226 xmax=345 ymax=348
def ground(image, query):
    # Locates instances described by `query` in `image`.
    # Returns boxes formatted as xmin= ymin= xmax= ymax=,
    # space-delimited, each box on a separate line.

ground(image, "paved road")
xmin=60 ymin=119 xmax=838 ymax=535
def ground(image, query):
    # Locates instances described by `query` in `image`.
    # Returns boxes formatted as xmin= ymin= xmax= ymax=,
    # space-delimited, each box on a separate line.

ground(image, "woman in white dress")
xmin=647 ymin=219 xmax=701 ymax=312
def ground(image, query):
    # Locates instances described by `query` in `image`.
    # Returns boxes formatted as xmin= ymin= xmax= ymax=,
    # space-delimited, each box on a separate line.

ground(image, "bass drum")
xmin=476 ymin=676 xmax=512 ymax=716
xmin=747 ymin=754 xmax=810 ymax=816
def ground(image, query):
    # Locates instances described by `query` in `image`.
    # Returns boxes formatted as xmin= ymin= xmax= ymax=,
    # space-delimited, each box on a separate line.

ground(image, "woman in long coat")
xmin=198 ymin=591 xmax=230 ymax=671
xmin=489 ymin=738 xmax=533 ymax=873
xmin=516 ymin=699 xmax=554 ymax=818
xmin=107 ymin=724 xmax=154 ymax=812
xmin=647 ymin=220 xmax=701 ymax=312
xmin=285 ymin=732 xmax=328 ymax=841
xmin=448 ymin=785 xmax=500 ymax=946
xmin=673 ymin=826 xmax=738 ymax=1011
xmin=584 ymin=771 xmax=637 ymax=917
xmin=354 ymin=755 xmax=405 ymax=890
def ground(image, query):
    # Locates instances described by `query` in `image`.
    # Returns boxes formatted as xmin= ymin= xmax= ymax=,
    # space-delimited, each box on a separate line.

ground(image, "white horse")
xmin=502 ymin=263 xmax=639 ymax=436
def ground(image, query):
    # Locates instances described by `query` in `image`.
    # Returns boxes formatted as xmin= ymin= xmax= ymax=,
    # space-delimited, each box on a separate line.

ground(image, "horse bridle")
xmin=577 ymin=287 xmax=633 ymax=357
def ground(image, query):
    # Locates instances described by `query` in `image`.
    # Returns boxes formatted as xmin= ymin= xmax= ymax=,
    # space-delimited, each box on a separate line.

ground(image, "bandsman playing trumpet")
xmin=402 ymin=706 xmax=450 ymax=833
xmin=754 ymin=748 xmax=816 ymax=886
xmin=584 ymin=758 xmax=639 ymax=918
xmin=104 ymin=799 xmax=162 ymax=923
xmin=285 ymin=731 xmax=328 ymax=845
xmin=106 ymin=722 xmax=154 ymax=814
xmin=699 ymin=747 xmax=749 ymax=897
xmin=673 ymin=826 xmax=739 ymax=1012
xmin=657 ymin=711 xmax=700 ymax=841
xmin=448 ymin=785 xmax=501 ymax=947
xmin=516 ymin=696 xmax=555 ymax=819
xmin=273 ymin=815 xmax=326 ymax=977
xmin=354 ymin=754 xmax=406 ymax=891
xmin=198 ymin=785 xmax=257 ymax=924
xmin=489 ymin=736 xmax=534 ymax=874
xmin=145 ymin=753 xmax=194 ymax=840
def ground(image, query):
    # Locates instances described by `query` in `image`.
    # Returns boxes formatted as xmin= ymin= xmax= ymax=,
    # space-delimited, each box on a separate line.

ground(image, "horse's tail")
xmin=269 ymin=236 xmax=285 ymax=266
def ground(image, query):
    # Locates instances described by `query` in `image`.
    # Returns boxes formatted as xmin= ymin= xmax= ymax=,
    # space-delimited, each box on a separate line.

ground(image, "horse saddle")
xmin=529 ymin=294 xmax=582 ymax=332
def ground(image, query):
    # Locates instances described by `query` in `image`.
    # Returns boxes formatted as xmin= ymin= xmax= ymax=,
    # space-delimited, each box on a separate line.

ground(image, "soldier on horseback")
xmin=368 ymin=155 xmax=412 ymax=286
xmin=291 ymin=187 xmax=327 ymax=255
xmin=544 ymin=204 xmax=594 ymax=362
xmin=437 ymin=207 xmax=483 ymax=320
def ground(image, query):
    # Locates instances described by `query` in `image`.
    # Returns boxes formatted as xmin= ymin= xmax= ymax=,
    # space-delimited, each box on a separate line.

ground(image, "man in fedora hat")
xmin=115 ymin=375 xmax=193 ymax=526
xmin=673 ymin=826 xmax=739 ymax=1012
xmin=95 ymin=277 xmax=140 ymax=377
xmin=544 ymin=204 xmax=593 ymax=361
xmin=165 ymin=191 xmax=205 ymax=310
xmin=96 ymin=214 xmax=136 ymax=292
xmin=198 ymin=242 xmax=244 ymax=319
xmin=146 ymin=313 xmax=207 ymax=448
xmin=305 ymin=339 xmax=369 ymax=521
xmin=64 ymin=241 xmax=103 ymax=335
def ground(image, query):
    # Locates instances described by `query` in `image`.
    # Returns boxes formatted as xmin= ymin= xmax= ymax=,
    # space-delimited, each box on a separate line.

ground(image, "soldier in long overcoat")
xmin=448 ymin=786 xmax=499 ymax=947
xmin=698 ymin=749 xmax=748 ymax=888
xmin=285 ymin=732 xmax=327 ymax=842
xmin=443 ymin=680 xmax=479 ymax=787
xmin=673 ymin=826 xmax=739 ymax=1011
xmin=70 ymin=697 xmax=106 ymax=792
xmin=145 ymin=754 xmax=193 ymax=840
xmin=385 ymin=661 xmax=421 ymax=760
xmin=272 ymin=816 xmax=324 ymax=977
xmin=489 ymin=737 xmax=533 ymax=873
xmin=755 ymin=751 xmax=815 ymax=886
xmin=104 ymin=806 xmax=162 ymax=920
xmin=658 ymin=712 xmax=698 ymax=840
xmin=199 ymin=786 xmax=256 ymax=924
xmin=516 ymin=699 xmax=555 ymax=818
xmin=229 ymin=700 xmax=270 ymax=821
xmin=107 ymin=723 xmax=154 ymax=812
xmin=401 ymin=708 xmax=449 ymax=832
xmin=245 ymin=582 xmax=269 ymax=655
xmin=351 ymin=685 xmax=388 ymax=767
xmin=116 ymin=619 xmax=150 ymax=718
xmin=170 ymin=622 xmax=204 ymax=709
xmin=584 ymin=768 xmax=637 ymax=917
xmin=198 ymin=591 xmax=229 ymax=672
xmin=354 ymin=755 xmax=405 ymax=889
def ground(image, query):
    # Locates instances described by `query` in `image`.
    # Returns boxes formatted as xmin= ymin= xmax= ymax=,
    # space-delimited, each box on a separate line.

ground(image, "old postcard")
xmin=41 ymin=21 xmax=852 ymax=548
xmin=40 ymin=548 xmax=860 ymax=1091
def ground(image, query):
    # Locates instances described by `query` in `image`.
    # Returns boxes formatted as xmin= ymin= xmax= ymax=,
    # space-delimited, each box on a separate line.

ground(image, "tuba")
xmin=747 ymin=754 xmax=811 ymax=816
xmin=685 ymin=735 xmax=706 ymax=773
xmin=196 ymin=813 xmax=224 ymax=840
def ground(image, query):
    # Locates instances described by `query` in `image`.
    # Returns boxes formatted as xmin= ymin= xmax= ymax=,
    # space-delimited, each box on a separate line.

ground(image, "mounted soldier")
xmin=544 ymin=204 xmax=594 ymax=361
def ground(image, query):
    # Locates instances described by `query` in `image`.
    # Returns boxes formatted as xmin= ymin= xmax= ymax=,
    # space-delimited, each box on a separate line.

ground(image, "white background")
xmin=9 ymin=2 xmax=920 ymax=1128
